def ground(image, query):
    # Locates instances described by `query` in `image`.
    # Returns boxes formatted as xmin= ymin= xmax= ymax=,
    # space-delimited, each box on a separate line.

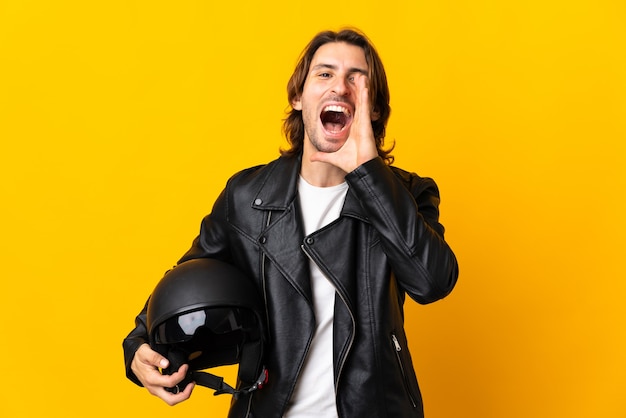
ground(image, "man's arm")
xmin=346 ymin=157 xmax=458 ymax=304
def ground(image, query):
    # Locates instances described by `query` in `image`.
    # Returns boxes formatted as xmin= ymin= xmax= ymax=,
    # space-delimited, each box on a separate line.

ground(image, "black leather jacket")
xmin=123 ymin=155 xmax=458 ymax=417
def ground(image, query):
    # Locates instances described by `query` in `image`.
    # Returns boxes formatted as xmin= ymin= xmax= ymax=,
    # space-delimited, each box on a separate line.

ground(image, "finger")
xmin=150 ymin=362 xmax=191 ymax=388
xmin=153 ymin=369 xmax=195 ymax=404
xmin=355 ymin=74 xmax=371 ymax=122
xmin=157 ymin=381 xmax=196 ymax=406
xmin=168 ymin=363 xmax=190 ymax=383
xmin=145 ymin=364 xmax=193 ymax=399
xmin=138 ymin=344 xmax=169 ymax=369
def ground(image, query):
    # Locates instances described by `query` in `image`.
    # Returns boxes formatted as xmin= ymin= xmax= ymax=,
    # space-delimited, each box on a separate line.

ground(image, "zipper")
xmin=243 ymin=391 xmax=254 ymax=417
xmin=244 ymin=211 xmax=270 ymax=418
xmin=261 ymin=211 xmax=272 ymax=342
xmin=391 ymin=333 xmax=417 ymax=408
xmin=300 ymin=243 xmax=355 ymax=391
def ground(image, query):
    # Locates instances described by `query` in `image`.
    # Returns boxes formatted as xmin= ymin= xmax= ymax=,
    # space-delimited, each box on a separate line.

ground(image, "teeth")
xmin=323 ymin=105 xmax=351 ymax=117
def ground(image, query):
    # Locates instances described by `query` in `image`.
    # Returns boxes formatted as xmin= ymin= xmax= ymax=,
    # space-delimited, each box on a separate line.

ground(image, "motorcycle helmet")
xmin=146 ymin=258 xmax=267 ymax=398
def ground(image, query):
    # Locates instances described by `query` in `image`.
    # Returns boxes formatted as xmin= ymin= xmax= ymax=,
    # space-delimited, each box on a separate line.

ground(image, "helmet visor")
xmin=155 ymin=307 xmax=247 ymax=344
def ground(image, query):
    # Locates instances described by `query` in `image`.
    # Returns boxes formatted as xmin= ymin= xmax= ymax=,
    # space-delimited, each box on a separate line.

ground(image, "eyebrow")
xmin=311 ymin=63 xmax=368 ymax=75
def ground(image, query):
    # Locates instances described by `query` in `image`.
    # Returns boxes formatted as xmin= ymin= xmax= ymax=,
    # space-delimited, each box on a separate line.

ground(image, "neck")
xmin=300 ymin=149 xmax=346 ymax=187
xmin=300 ymin=163 xmax=346 ymax=187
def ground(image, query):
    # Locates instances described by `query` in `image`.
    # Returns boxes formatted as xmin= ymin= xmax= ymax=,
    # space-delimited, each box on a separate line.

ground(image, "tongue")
xmin=324 ymin=121 xmax=344 ymax=133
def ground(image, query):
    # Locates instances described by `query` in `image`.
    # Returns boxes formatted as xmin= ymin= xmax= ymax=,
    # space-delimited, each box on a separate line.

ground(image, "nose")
xmin=331 ymin=76 xmax=352 ymax=97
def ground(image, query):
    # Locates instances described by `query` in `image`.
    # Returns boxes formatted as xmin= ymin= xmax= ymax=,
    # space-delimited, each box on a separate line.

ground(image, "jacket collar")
xmin=251 ymin=154 xmax=370 ymax=223
xmin=251 ymin=154 xmax=301 ymax=211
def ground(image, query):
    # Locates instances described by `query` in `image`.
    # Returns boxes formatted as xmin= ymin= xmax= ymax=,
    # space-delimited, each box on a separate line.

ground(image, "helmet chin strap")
xmin=163 ymin=346 xmax=268 ymax=399
xmin=192 ymin=367 xmax=268 ymax=399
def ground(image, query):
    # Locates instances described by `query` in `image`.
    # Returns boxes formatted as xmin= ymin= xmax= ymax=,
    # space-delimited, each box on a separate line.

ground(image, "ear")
xmin=371 ymin=108 xmax=380 ymax=121
xmin=292 ymin=96 xmax=302 ymax=111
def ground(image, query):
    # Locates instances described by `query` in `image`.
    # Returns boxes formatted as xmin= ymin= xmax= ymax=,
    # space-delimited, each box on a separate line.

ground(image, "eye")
xmin=319 ymin=72 xmax=331 ymax=78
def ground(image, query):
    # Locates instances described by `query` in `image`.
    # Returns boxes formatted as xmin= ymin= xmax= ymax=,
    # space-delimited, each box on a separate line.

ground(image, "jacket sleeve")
xmin=122 ymin=187 xmax=232 ymax=385
xmin=177 ymin=186 xmax=233 ymax=264
xmin=345 ymin=157 xmax=459 ymax=304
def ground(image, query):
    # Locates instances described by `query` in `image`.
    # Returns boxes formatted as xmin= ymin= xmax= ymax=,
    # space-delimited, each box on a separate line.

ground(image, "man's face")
xmin=292 ymin=42 xmax=369 ymax=154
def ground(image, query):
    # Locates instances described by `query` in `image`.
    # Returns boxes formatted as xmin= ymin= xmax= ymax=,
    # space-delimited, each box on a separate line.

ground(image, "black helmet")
xmin=147 ymin=258 xmax=267 ymax=397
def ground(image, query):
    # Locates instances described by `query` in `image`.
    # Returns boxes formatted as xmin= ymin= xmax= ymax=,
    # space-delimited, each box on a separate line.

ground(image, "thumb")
xmin=156 ymin=356 xmax=169 ymax=369
xmin=139 ymin=343 xmax=170 ymax=369
xmin=309 ymin=150 xmax=332 ymax=164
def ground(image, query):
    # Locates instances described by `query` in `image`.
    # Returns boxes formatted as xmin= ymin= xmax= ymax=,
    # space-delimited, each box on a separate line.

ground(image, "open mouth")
xmin=320 ymin=105 xmax=352 ymax=134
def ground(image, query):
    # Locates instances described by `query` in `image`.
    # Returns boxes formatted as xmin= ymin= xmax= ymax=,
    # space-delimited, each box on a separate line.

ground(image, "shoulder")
xmin=389 ymin=164 xmax=440 ymax=197
xmin=226 ymin=155 xmax=295 ymax=188
xmin=223 ymin=155 xmax=300 ymax=209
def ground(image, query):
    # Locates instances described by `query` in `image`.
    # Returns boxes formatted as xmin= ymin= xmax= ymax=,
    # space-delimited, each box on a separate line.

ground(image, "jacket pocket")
xmin=391 ymin=333 xmax=418 ymax=409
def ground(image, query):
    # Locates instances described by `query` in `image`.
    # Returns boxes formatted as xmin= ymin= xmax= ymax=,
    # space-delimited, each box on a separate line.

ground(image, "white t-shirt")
xmin=282 ymin=176 xmax=348 ymax=418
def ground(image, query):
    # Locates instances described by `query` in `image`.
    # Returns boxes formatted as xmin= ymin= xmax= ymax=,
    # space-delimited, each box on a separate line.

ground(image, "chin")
xmin=316 ymin=140 xmax=344 ymax=153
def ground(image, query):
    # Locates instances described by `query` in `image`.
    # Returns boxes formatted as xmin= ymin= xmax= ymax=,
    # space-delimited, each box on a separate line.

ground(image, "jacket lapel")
xmin=248 ymin=155 xmax=373 ymax=306
xmin=251 ymin=156 xmax=312 ymax=301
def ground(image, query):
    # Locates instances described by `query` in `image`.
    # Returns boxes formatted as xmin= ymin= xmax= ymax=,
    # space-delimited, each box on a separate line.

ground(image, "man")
xmin=123 ymin=28 xmax=458 ymax=417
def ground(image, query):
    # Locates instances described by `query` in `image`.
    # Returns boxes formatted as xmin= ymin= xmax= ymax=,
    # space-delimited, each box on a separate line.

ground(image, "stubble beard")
xmin=303 ymin=115 xmax=342 ymax=154
xmin=308 ymin=133 xmax=341 ymax=154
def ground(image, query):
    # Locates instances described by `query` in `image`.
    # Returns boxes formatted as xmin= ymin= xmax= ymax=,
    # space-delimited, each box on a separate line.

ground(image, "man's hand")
xmin=130 ymin=343 xmax=195 ymax=406
xmin=310 ymin=74 xmax=379 ymax=173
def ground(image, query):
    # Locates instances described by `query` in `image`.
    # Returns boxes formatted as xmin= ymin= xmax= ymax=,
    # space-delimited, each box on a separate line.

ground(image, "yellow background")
xmin=1 ymin=1 xmax=624 ymax=417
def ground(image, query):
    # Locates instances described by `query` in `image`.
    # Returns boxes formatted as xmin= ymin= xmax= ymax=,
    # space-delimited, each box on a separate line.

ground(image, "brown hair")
xmin=281 ymin=28 xmax=394 ymax=164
